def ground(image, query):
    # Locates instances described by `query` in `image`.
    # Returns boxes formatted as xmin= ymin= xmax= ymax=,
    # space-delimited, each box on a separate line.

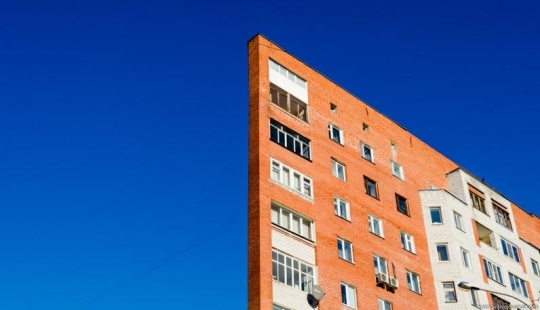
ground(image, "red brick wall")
xmin=512 ymin=203 xmax=540 ymax=249
xmin=248 ymin=34 xmax=459 ymax=310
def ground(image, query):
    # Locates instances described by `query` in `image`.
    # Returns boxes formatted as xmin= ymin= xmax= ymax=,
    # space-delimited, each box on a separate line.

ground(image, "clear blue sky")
xmin=1 ymin=0 xmax=539 ymax=309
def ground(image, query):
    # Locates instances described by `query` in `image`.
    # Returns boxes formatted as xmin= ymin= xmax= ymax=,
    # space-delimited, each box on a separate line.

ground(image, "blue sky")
xmin=1 ymin=0 xmax=539 ymax=309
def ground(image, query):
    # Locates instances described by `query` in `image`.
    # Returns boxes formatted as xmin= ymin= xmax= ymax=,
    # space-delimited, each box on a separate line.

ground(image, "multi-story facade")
xmin=247 ymin=34 xmax=540 ymax=310
xmin=422 ymin=169 xmax=540 ymax=309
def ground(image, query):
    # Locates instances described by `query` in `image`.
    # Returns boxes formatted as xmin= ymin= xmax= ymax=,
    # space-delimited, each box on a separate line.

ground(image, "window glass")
xmin=443 ymin=282 xmax=457 ymax=302
xmin=430 ymin=208 xmax=442 ymax=224
xmin=334 ymin=197 xmax=350 ymax=220
xmin=396 ymin=194 xmax=409 ymax=215
xmin=437 ymin=244 xmax=449 ymax=261
xmin=369 ymin=215 xmax=383 ymax=237
xmin=341 ymin=283 xmax=356 ymax=309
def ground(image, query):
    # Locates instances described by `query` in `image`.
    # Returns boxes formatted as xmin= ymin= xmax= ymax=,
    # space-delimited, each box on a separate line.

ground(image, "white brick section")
xmin=519 ymin=240 xmax=540 ymax=303
xmin=269 ymin=67 xmax=308 ymax=104
xmin=271 ymin=227 xmax=318 ymax=310
xmin=423 ymin=169 xmax=537 ymax=309
xmin=272 ymin=227 xmax=316 ymax=264
xmin=273 ymin=282 xmax=316 ymax=310
xmin=421 ymin=189 xmax=487 ymax=309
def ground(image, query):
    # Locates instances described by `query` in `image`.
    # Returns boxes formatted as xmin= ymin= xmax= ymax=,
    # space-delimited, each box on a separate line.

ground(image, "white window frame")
xmin=271 ymin=158 xmax=313 ymax=198
xmin=436 ymin=244 xmax=450 ymax=262
xmin=328 ymin=123 xmax=344 ymax=145
xmin=483 ymin=258 xmax=504 ymax=284
xmin=453 ymin=211 xmax=464 ymax=231
xmin=334 ymin=196 xmax=350 ymax=221
xmin=378 ymin=298 xmax=392 ymax=310
xmin=373 ymin=255 xmax=388 ymax=276
xmin=269 ymin=59 xmax=307 ymax=89
xmin=331 ymin=158 xmax=346 ymax=181
xmin=401 ymin=232 xmax=416 ymax=253
xmin=341 ymin=282 xmax=357 ymax=309
xmin=272 ymin=249 xmax=314 ymax=293
xmin=443 ymin=282 xmax=457 ymax=303
xmin=361 ymin=143 xmax=374 ymax=163
xmin=270 ymin=119 xmax=311 ymax=160
xmin=337 ymin=238 xmax=354 ymax=263
xmin=493 ymin=201 xmax=513 ymax=231
xmin=461 ymin=247 xmax=472 ymax=269
xmin=391 ymin=161 xmax=404 ymax=180
xmin=406 ymin=271 xmax=421 ymax=294
xmin=470 ymin=289 xmax=480 ymax=308
xmin=271 ymin=202 xmax=314 ymax=241
xmin=532 ymin=259 xmax=540 ymax=277
xmin=500 ymin=238 xmax=520 ymax=263
xmin=429 ymin=207 xmax=443 ymax=224
xmin=368 ymin=214 xmax=384 ymax=237
xmin=509 ymin=273 xmax=529 ymax=297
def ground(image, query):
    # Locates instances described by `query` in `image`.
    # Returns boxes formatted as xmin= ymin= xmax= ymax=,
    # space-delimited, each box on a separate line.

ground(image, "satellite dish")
xmin=307 ymin=285 xmax=325 ymax=308
xmin=307 ymin=294 xmax=319 ymax=308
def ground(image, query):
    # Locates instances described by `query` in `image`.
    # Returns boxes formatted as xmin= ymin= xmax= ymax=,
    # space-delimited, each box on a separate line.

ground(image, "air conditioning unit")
xmin=376 ymin=273 xmax=389 ymax=284
xmin=389 ymin=277 xmax=399 ymax=288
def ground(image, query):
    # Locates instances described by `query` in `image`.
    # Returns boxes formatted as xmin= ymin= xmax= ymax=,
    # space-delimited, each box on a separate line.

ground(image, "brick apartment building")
xmin=247 ymin=34 xmax=540 ymax=310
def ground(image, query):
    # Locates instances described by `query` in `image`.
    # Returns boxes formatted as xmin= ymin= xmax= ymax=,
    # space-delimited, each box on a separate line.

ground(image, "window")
xmin=364 ymin=176 xmax=378 ymax=198
xmin=272 ymin=250 xmax=314 ymax=293
xmin=453 ymin=211 xmax=464 ymax=231
xmin=378 ymin=299 xmax=392 ymax=310
xmin=273 ymin=305 xmax=290 ymax=310
xmin=476 ymin=221 xmax=494 ymax=247
xmin=328 ymin=123 xmax=344 ymax=144
xmin=436 ymin=244 xmax=450 ymax=261
xmin=330 ymin=103 xmax=337 ymax=112
xmin=269 ymin=59 xmax=307 ymax=89
xmin=461 ymin=247 xmax=472 ymax=269
xmin=509 ymin=273 xmax=528 ymax=297
xmin=406 ymin=271 xmax=421 ymax=294
xmin=334 ymin=196 xmax=350 ymax=221
xmin=469 ymin=185 xmax=487 ymax=214
xmin=429 ymin=207 xmax=442 ymax=224
xmin=271 ymin=159 xmax=313 ymax=198
xmin=470 ymin=290 xmax=480 ymax=308
xmin=396 ymin=194 xmax=409 ymax=215
xmin=500 ymin=238 xmax=520 ymax=263
xmin=338 ymin=238 xmax=354 ymax=262
xmin=271 ymin=202 xmax=314 ymax=241
xmin=361 ymin=143 xmax=374 ymax=162
xmin=391 ymin=161 xmax=404 ymax=180
xmin=341 ymin=283 xmax=357 ymax=309
xmin=368 ymin=214 xmax=384 ymax=237
xmin=331 ymin=159 xmax=346 ymax=181
xmin=362 ymin=123 xmax=369 ymax=132
xmin=493 ymin=201 xmax=513 ymax=231
xmin=373 ymin=255 xmax=388 ymax=276
xmin=270 ymin=119 xmax=311 ymax=160
xmin=532 ymin=259 xmax=540 ymax=277
xmin=492 ymin=294 xmax=511 ymax=310
xmin=269 ymin=83 xmax=308 ymax=122
xmin=483 ymin=258 xmax=504 ymax=284
xmin=443 ymin=282 xmax=457 ymax=302
xmin=401 ymin=232 xmax=415 ymax=253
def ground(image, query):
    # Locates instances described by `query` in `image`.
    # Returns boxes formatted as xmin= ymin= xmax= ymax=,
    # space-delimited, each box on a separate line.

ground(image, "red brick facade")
xmin=248 ymin=34 xmax=539 ymax=310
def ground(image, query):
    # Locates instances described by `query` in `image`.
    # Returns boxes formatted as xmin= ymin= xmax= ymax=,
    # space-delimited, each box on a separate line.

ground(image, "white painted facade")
xmin=422 ymin=169 xmax=539 ymax=309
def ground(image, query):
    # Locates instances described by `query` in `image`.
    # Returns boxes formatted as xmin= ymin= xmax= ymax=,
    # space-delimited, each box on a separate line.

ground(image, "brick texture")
xmin=247 ymin=34 xmax=539 ymax=310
